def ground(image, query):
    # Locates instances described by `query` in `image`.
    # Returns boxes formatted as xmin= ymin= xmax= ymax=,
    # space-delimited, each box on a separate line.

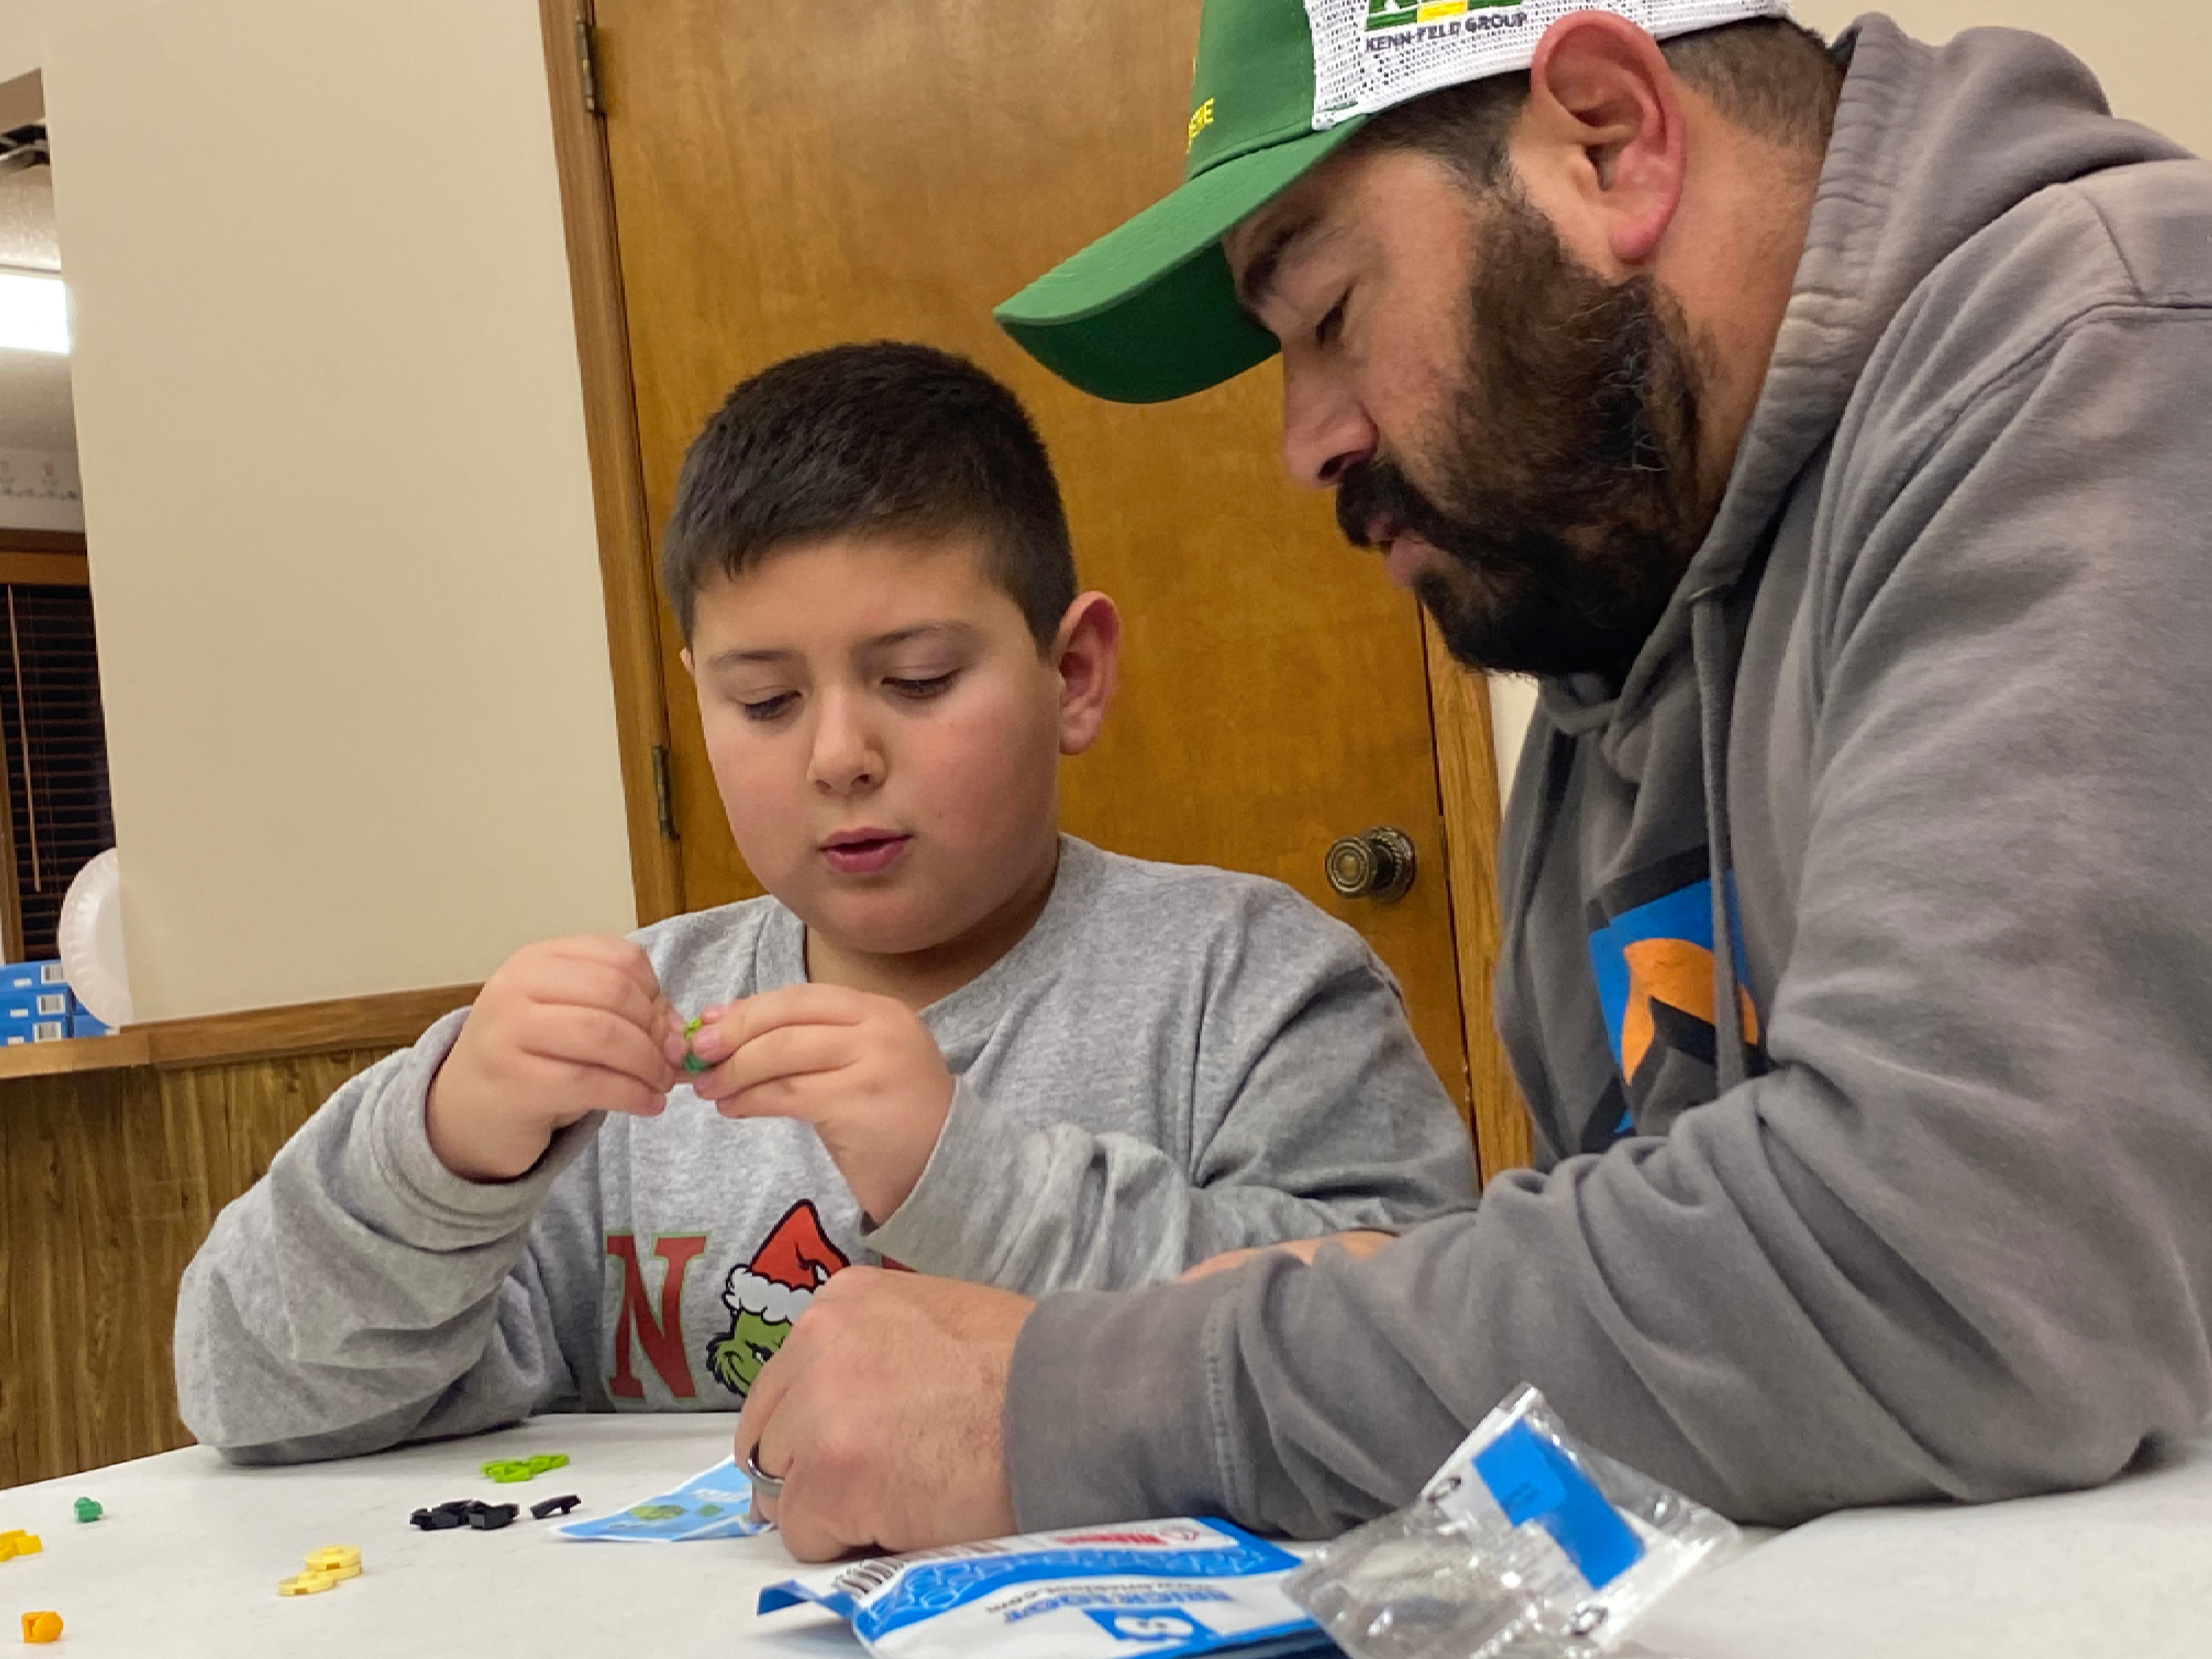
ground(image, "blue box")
xmin=67 ymin=1008 xmax=113 ymax=1039
xmin=1 ymin=989 xmax=72 ymax=1024
xmin=1 ymin=1013 xmax=70 ymax=1045
xmin=1 ymin=960 xmax=69 ymax=995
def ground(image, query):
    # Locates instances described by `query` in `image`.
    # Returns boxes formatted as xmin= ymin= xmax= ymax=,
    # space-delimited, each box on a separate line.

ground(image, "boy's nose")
xmin=806 ymin=696 xmax=883 ymax=794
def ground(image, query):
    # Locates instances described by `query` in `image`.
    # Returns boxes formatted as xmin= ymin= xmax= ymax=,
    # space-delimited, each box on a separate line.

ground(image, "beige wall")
xmin=1798 ymin=3 xmax=2211 ymax=152
xmin=1 ymin=0 xmax=636 ymax=1018
xmin=1488 ymin=0 xmax=2210 ymax=801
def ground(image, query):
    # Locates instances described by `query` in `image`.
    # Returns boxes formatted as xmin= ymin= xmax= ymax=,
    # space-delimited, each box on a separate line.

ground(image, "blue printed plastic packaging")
xmin=1285 ymin=1386 xmax=1739 ymax=1659
xmin=759 ymin=1517 xmax=1339 ymax=1658
xmin=553 ymin=1457 xmax=769 ymax=1542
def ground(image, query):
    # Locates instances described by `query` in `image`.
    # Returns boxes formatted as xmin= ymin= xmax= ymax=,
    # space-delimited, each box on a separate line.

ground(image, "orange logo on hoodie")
xmin=1618 ymin=937 xmax=1760 ymax=1084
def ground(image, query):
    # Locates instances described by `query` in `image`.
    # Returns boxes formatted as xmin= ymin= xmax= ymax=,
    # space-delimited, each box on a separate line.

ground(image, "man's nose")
xmin=1280 ymin=359 xmax=1378 ymax=489
xmin=807 ymin=691 xmax=883 ymax=794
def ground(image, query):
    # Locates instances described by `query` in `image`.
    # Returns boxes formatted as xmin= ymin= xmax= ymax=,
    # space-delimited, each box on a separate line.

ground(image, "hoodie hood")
xmin=1502 ymin=14 xmax=2191 ymax=1159
xmin=1546 ymin=13 xmax=2188 ymax=737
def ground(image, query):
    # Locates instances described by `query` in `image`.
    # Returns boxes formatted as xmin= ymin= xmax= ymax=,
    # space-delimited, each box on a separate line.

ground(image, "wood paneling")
xmin=0 ymin=552 xmax=89 ymax=588
xmin=0 ymin=985 xmax=476 ymax=1488
xmin=0 ymin=1047 xmax=398 ymax=1489
xmin=0 ymin=1031 xmax=153 ymax=1080
xmin=0 ymin=531 xmax=86 ymax=558
xmin=1424 ymin=618 xmax=1533 ymax=1180
xmin=134 ymin=983 xmax=479 ymax=1070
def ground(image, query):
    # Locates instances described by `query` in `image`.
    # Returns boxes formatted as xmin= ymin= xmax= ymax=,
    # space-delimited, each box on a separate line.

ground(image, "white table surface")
xmin=4 ymin=1412 xmax=2209 ymax=1657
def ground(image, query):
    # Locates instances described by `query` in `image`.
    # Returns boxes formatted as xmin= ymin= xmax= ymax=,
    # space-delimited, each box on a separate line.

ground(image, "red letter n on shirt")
xmin=605 ymin=1232 xmax=709 ymax=1400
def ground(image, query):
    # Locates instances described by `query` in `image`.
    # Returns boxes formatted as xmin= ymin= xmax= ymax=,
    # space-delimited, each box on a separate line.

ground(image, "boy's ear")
xmin=681 ymin=646 xmax=696 ymax=680
xmin=1051 ymin=592 xmax=1120 ymax=757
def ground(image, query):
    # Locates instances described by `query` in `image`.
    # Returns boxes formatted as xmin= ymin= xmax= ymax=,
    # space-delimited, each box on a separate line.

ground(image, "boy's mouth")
xmin=820 ymin=829 xmax=912 ymax=877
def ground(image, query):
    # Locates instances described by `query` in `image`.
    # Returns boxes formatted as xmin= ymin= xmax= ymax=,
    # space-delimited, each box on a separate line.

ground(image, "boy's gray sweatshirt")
xmin=1007 ymin=18 xmax=2212 ymax=1530
xmin=174 ymin=838 xmax=1474 ymax=1460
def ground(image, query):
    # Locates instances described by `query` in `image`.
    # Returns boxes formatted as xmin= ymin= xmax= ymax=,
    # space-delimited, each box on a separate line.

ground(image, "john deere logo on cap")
xmin=1365 ymin=0 xmax=1523 ymax=33
xmin=1186 ymin=97 xmax=1216 ymax=152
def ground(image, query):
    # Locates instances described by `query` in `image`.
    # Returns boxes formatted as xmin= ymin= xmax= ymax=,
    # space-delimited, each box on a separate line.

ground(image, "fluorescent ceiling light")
xmin=0 ymin=270 xmax=69 ymax=354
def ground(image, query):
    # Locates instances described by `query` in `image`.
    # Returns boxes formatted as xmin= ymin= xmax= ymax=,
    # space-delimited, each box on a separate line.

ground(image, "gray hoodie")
xmin=174 ymin=838 xmax=1474 ymax=1462
xmin=1006 ymin=16 xmax=2212 ymax=1531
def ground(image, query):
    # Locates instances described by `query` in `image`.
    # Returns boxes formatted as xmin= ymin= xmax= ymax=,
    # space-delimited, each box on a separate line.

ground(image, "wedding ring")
xmin=742 ymin=1447 xmax=785 ymax=1501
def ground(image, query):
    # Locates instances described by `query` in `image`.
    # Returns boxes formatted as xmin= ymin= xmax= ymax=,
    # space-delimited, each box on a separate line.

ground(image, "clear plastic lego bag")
xmin=1285 ymin=1385 xmax=1740 ymax=1659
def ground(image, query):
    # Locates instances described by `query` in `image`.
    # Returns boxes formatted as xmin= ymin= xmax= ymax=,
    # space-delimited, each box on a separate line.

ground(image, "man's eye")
xmin=886 ymin=673 xmax=956 ymax=701
xmin=1314 ymin=296 xmax=1348 ymax=346
xmin=738 ymin=692 xmax=798 ymax=722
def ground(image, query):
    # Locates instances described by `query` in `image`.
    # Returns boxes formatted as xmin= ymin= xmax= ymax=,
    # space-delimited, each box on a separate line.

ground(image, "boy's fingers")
xmin=692 ymin=984 xmax=875 ymax=1065
xmin=524 ymin=955 xmax=667 ymax=1036
xmin=693 ymin=1025 xmax=851 ymax=1105
xmin=545 ymin=934 xmax=665 ymax=1003
xmin=517 ymin=1003 xmax=678 ymax=1096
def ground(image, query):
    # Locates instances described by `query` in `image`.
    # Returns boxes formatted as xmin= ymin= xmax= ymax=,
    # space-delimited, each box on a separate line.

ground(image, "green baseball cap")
xmin=995 ymin=0 xmax=1793 ymax=404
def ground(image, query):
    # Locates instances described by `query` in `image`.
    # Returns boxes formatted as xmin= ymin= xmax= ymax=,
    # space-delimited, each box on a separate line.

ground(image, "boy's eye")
xmin=738 ymin=692 xmax=798 ymax=722
xmin=1314 ymin=295 xmax=1348 ymax=347
xmin=885 ymin=673 xmax=957 ymax=702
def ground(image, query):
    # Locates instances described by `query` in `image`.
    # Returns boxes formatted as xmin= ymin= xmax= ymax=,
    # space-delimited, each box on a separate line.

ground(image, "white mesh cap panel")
xmin=1307 ymin=1 xmax=1796 ymax=128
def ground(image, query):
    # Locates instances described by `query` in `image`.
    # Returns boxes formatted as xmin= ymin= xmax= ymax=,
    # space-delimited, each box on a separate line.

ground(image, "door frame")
xmin=538 ymin=0 xmax=683 ymax=927
xmin=531 ymin=0 xmax=1530 ymax=1178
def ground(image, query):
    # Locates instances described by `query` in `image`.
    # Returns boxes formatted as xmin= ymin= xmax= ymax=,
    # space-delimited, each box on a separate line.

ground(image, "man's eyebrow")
xmin=1234 ymin=212 xmax=1328 ymax=314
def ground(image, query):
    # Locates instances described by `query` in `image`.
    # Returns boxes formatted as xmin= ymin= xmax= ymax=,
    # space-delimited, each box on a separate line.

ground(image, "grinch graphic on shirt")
xmin=704 ymin=1199 xmax=850 ymax=1400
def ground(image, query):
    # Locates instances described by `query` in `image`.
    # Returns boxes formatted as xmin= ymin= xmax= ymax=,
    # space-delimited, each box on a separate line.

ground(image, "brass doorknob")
xmin=1325 ymin=827 xmax=1417 ymax=902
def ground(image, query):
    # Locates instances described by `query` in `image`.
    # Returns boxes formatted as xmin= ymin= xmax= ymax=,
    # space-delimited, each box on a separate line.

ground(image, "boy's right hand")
xmin=426 ymin=936 xmax=686 ymax=1183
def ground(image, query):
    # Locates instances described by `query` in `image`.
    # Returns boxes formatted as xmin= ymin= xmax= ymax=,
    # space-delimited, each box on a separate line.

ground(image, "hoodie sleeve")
xmin=1003 ymin=208 xmax=2212 ymax=1532
xmin=173 ymin=1010 xmax=602 ymax=1463
xmin=862 ymin=891 xmax=1477 ymax=1294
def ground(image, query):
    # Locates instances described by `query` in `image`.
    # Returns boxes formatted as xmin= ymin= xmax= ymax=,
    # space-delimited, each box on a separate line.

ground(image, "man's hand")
xmin=1180 ymin=1228 xmax=1397 ymax=1281
xmin=427 ymin=936 xmax=685 ymax=1182
xmin=689 ymin=985 xmax=956 ymax=1222
xmin=737 ymin=1268 xmax=1030 ymax=1560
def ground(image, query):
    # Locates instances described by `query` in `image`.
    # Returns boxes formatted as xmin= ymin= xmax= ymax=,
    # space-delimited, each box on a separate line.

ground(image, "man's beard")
xmin=1336 ymin=182 xmax=1719 ymax=682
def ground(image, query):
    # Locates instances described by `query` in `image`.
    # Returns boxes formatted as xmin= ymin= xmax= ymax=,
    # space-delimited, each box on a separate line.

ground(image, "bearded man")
xmin=736 ymin=2 xmax=2212 ymax=1560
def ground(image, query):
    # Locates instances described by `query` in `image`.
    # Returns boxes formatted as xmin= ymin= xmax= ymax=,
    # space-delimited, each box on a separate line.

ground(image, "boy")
xmin=174 ymin=343 xmax=1474 ymax=1460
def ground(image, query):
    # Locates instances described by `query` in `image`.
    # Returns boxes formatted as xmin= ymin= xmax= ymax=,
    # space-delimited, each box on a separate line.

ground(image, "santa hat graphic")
xmin=722 ymin=1200 xmax=848 ymax=1326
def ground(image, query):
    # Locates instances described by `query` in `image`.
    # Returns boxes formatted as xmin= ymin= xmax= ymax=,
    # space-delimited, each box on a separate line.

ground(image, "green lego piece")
xmin=526 ymin=1453 xmax=569 ymax=1476
xmin=73 ymin=1497 xmax=101 ymax=1523
xmin=683 ymin=1014 xmax=710 ymax=1074
xmin=482 ymin=1460 xmax=533 ymax=1483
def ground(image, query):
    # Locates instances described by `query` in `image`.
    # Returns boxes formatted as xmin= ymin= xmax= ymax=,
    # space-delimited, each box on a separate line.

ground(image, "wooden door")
xmin=576 ymin=0 xmax=1502 ymax=1125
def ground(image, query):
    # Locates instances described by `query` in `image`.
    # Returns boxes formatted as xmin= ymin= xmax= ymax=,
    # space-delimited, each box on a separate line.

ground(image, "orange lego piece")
xmin=21 ymin=1611 xmax=63 ymax=1643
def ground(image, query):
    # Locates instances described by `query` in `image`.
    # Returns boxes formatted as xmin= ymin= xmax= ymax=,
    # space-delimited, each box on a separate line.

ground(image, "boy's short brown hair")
xmin=661 ymin=342 xmax=1077 ymax=648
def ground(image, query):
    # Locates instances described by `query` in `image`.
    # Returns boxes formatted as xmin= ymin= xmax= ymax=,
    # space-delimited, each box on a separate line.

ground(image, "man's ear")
xmin=1511 ymin=12 xmax=1686 ymax=269
xmin=1050 ymin=592 xmax=1120 ymax=757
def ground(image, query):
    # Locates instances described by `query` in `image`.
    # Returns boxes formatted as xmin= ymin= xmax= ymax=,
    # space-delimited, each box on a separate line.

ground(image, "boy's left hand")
xmin=688 ymin=985 xmax=954 ymax=1222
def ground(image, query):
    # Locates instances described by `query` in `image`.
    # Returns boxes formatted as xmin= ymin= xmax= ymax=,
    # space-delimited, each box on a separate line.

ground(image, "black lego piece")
xmin=468 ymin=1502 xmax=520 ymax=1531
xmin=529 ymin=1494 xmax=582 ymax=1520
xmin=410 ymin=1505 xmax=466 ymax=1531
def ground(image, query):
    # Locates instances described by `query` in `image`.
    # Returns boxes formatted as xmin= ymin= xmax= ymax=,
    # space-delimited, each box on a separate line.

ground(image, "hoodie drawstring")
xmin=1690 ymin=590 xmax=1749 ymax=1095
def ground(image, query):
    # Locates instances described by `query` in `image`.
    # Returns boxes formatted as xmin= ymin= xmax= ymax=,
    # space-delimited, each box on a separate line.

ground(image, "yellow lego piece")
xmin=304 ymin=1544 xmax=362 ymax=1579
xmin=0 ymin=1528 xmax=41 ymax=1560
xmin=21 ymin=1610 xmax=64 ymax=1644
xmin=278 ymin=1570 xmax=338 ymax=1597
